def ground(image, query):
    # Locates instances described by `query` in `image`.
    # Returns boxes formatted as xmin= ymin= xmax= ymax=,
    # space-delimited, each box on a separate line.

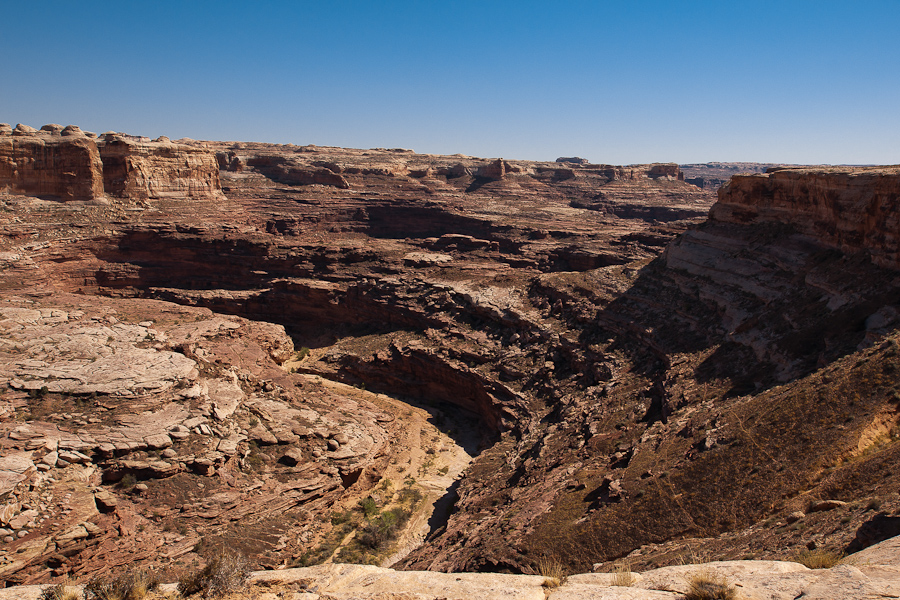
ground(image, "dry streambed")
xmin=286 ymin=373 xmax=479 ymax=567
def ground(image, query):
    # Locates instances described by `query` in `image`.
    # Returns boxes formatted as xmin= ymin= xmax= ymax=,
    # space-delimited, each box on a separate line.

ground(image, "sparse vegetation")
xmin=683 ymin=567 xmax=738 ymax=600
xmin=83 ymin=570 xmax=159 ymax=600
xmin=355 ymin=507 xmax=411 ymax=550
xmin=300 ymin=479 xmax=424 ymax=566
xmin=177 ymin=551 xmax=250 ymax=598
xmin=792 ymin=548 xmax=845 ymax=569
xmin=40 ymin=581 xmax=80 ymax=600
xmin=358 ymin=496 xmax=379 ymax=517
xmin=611 ymin=562 xmax=635 ymax=586
xmin=538 ymin=556 xmax=566 ymax=587
xmin=296 ymin=346 xmax=310 ymax=360
xmin=866 ymin=497 xmax=883 ymax=511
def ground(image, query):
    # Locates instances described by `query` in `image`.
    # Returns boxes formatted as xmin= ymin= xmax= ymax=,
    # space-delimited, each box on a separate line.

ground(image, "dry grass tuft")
xmin=538 ymin=557 xmax=567 ymax=587
xmin=178 ymin=551 xmax=251 ymax=598
xmin=683 ymin=567 xmax=738 ymax=600
xmin=611 ymin=562 xmax=635 ymax=586
xmin=792 ymin=548 xmax=845 ymax=569
xmin=83 ymin=570 xmax=159 ymax=600
xmin=40 ymin=581 xmax=81 ymax=600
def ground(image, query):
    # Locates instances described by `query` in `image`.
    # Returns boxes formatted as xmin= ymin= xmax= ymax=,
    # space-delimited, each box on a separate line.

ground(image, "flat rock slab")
xmin=547 ymin=585 xmax=677 ymax=599
xmin=0 ymin=453 xmax=35 ymax=496
xmin=5 ymin=549 xmax=900 ymax=600
xmin=0 ymin=309 xmax=197 ymax=396
xmin=251 ymin=564 xmax=549 ymax=600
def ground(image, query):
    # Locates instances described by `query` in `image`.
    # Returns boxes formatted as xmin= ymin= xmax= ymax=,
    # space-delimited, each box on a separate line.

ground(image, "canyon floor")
xmin=2 ymin=125 xmax=900 ymax=596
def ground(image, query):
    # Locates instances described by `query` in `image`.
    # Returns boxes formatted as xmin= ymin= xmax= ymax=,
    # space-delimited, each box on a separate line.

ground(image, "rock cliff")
xmin=0 ymin=124 xmax=223 ymax=202
xmin=0 ymin=125 xmax=104 ymax=200
xmin=98 ymin=134 xmax=224 ymax=200
xmin=711 ymin=165 xmax=900 ymax=269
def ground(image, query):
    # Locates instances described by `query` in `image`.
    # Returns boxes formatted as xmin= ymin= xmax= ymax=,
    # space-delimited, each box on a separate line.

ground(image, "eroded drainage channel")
xmin=285 ymin=363 xmax=482 ymax=567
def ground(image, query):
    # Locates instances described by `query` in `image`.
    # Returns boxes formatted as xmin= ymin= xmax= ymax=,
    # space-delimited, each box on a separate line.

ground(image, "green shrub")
xmin=357 ymin=507 xmax=411 ymax=550
xmin=358 ymin=497 xmax=378 ymax=517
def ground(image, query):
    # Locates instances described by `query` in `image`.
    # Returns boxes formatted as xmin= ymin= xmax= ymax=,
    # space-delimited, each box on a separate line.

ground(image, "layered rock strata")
xmin=2 ymin=127 xmax=900 ymax=584
xmin=0 ymin=125 xmax=104 ymax=200
xmin=0 ymin=124 xmax=222 ymax=201
xmin=98 ymin=134 xmax=223 ymax=200
xmin=711 ymin=165 xmax=900 ymax=269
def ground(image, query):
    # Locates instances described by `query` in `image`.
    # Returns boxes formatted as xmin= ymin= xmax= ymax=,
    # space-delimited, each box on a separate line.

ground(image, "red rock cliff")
xmin=0 ymin=124 xmax=104 ymax=200
xmin=0 ymin=124 xmax=223 ymax=202
xmin=710 ymin=165 xmax=900 ymax=269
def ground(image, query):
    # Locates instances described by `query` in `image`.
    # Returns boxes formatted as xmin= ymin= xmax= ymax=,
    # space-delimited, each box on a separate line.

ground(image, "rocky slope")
xmin=1 ymin=123 xmax=899 ymax=586
xmin=712 ymin=165 xmax=900 ymax=269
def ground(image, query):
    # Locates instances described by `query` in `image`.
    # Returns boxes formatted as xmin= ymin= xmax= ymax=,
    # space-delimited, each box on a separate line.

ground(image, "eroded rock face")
xmin=0 ymin=124 xmax=223 ymax=202
xmin=0 ymin=126 xmax=104 ymax=200
xmin=3 ymin=128 xmax=900 ymax=584
xmin=98 ymin=134 xmax=224 ymax=200
xmin=711 ymin=165 xmax=900 ymax=269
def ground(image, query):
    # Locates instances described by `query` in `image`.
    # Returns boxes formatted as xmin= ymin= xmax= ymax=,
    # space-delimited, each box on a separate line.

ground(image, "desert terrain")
xmin=2 ymin=123 xmax=900 ymax=598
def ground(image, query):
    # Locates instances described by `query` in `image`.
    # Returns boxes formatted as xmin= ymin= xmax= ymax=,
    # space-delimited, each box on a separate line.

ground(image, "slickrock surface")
xmin=2 ymin=123 xmax=900 ymax=589
xmin=6 ymin=534 xmax=900 ymax=599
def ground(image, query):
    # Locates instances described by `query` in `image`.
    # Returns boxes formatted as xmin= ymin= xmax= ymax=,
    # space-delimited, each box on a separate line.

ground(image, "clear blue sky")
xmin=2 ymin=1 xmax=897 ymax=164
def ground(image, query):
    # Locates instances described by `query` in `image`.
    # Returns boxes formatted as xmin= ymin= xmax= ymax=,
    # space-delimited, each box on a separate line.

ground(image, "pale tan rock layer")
xmin=5 ymin=537 xmax=900 ymax=600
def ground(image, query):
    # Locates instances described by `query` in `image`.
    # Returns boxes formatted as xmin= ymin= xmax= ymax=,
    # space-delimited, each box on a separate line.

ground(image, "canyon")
xmin=1 ymin=123 xmax=900 ymax=598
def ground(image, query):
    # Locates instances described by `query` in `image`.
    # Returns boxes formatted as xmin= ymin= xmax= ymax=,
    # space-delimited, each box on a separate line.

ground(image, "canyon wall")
xmin=711 ymin=166 xmax=900 ymax=269
xmin=0 ymin=124 xmax=223 ymax=201
xmin=0 ymin=124 xmax=104 ymax=200
xmin=98 ymin=134 xmax=224 ymax=200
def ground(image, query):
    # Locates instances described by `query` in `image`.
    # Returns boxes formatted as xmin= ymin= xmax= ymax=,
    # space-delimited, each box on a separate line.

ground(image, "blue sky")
xmin=2 ymin=1 xmax=897 ymax=164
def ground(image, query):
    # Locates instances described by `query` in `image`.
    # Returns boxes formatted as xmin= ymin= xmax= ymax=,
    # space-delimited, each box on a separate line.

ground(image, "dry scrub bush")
xmin=40 ymin=581 xmax=80 ymax=600
xmin=683 ymin=567 xmax=738 ymax=600
xmin=178 ymin=551 xmax=251 ymax=598
xmin=792 ymin=548 xmax=845 ymax=569
xmin=84 ymin=570 xmax=159 ymax=600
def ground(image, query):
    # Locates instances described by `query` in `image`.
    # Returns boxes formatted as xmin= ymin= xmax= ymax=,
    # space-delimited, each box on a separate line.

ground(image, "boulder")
xmin=280 ymin=448 xmax=304 ymax=467
xmin=144 ymin=433 xmax=173 ymax=450
xmin=93 ymin=490 xmax=118 ymax=513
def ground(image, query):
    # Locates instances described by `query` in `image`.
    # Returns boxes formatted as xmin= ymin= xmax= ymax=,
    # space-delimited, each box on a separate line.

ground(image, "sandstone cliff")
xmin=0 ymin=124 xmax=223 ymax=202
xmin=0 ymin=124 xmax=104 ymax=200
xmin=711 ymin=166 xmax=900 ymax=269
xmin=98 ymin=134 xmax=224 ymax=200
xmin=2 ymin=131 xmax=900 ymax=584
